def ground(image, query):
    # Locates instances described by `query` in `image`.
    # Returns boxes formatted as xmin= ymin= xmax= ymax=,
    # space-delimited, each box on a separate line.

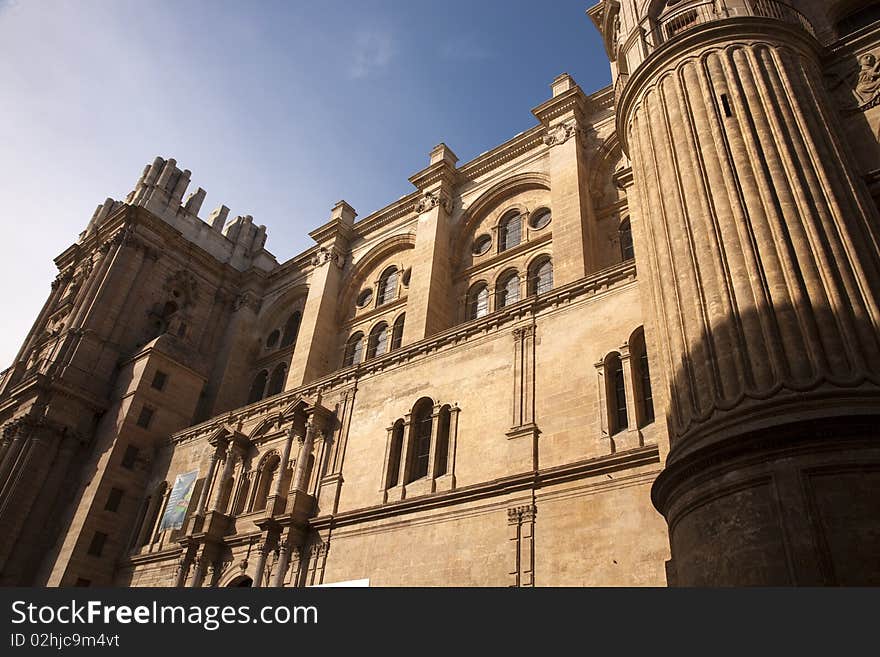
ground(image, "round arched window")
xmin=266 ymin=330 xmax=280 ymax=349
xmin=472 ymin=234 xmax=492 ymax=255
xmin=529 ymin=209 xmax=551 ymax=230
xmin=357 ymin=288 xmax=373 ymax=308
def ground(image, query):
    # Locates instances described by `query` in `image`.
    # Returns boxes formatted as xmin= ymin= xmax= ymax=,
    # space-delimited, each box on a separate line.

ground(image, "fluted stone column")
xmin=268 ymin=426 xmax=295 ymax=511
xmin=190 ymin=546 xmax=207 ymax=588
xmin=291 ymin=421 xmax=315 ymax=493
xmin=271 ymin=540 xmax=291 ymax=588
xmin=616 ymin=13 xmax=880 ymax=584
xmin=209 ymin=441 xmax=239 ymax=514
xmin=251 ymin=541 xmax=270 ymax=588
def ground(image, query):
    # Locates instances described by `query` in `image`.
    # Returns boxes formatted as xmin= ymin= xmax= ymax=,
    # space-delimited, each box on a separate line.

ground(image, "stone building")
xmin=1 ymin=0 xmax=879 ymax=587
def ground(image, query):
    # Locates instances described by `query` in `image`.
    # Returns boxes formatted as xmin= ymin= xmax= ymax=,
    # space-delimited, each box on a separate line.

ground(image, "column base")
xmin=652 ymin=415 xmax=880 ymax=586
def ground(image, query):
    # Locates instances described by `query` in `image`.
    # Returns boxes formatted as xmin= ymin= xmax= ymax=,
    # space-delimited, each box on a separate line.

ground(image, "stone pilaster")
xmin=286 ymin=202 xmax=354 ymax=387
xmin=533 ymin=74 xmax=599 ymax=284
xmin=506 ymin=324 xmax=539 ymax=471
xmin=507 ymin=504 xmax=536 ymax=587
xmin=402 ymin=144 xmax=458 ymax=344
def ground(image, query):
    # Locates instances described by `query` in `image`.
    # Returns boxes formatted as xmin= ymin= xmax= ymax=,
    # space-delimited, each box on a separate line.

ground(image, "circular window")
xmin=357 ymin=288 xmax=373 ymax=308
xmin=266 ymin=330 xmax=280 ymax=349
xmin=472 ymin=234 xmax=492 ymax=255
xmin=529 ymin=209 xmax=551 ymax=230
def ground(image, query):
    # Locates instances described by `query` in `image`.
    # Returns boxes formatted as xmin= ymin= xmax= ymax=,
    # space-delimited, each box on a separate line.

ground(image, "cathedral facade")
xmin=1 ymin=0 xmax=879 ymax=587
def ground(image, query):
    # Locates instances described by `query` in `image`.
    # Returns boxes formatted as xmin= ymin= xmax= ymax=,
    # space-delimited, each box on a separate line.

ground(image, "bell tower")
xmin=591 ymin=0 xmax=880 ymax=584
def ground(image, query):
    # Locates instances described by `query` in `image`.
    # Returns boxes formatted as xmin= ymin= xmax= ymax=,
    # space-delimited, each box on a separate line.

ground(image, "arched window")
xmin=266 ymin=363 xmax=286 ymax=397
xmin=367 ymin=322 xmax=389 ymax=359
xmin=606 ymin=353 xmax=628 ymax=433
xmin=620 ymin=219 xmax=634 ymax=261
xmin=408 ymin=398 xmax=434 ymax=483
xmin=528 ymin=257 xmax=553 ymax=296
xmin=251 ymin=453 xmax=279 ymax=512
xmin=434 ymin=405 xmax=451 ymax=477
xmin=391 ymin=314 xmax=405 ymax=350
xmin=266 ymin=330 xmax=280 ymax=350
xmin=496 ymin=271 xmax=520 ymax=309
xmin=630 ymin=328 xmax=655 ymax=427
xmin=386 ymin=420 xmax=405 ymax=489
xmin=498 ymin=212 xmax=522 ymax=252
xmin=280 ymin=311 xmax=301 ymax=348
xmin=247 ymin=370 xmax=268 ymax=404
xmin=343 ymin=332 xmax=365 ymax=368
xmin=377 ymin=267 xmax=398 ymax=306
xmin=466 ymin=282 xmax=489 ymax=320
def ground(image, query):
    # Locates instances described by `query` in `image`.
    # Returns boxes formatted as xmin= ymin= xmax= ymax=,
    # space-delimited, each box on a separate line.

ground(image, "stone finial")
xmin=143 ymin=156 xmax=165 ymax=186
xmin=551 ymin=72 xmax=575 ymax=97
xmin=170 ymin=169 xmax=192 ymax=205
xmin=208 ymin=205 xmax=230 ymax=231
xmin=156 ymin=158 xmax=178 ymax=189
xmin=429 ymin=143 xmax=458 ymax=167
xmin=184 ymin=188 xmax=206 ymax=216
xmin=331 ymin=200 xmax=357 ymax=226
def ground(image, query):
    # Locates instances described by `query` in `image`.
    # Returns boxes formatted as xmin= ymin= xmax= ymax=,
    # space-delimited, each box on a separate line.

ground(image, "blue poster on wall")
xmin=158 ymin=470 xmax=199 ymax=531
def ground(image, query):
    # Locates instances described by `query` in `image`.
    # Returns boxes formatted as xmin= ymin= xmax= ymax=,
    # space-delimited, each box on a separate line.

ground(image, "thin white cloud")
xmin=349 ymin=29 xmax=394 ymax=79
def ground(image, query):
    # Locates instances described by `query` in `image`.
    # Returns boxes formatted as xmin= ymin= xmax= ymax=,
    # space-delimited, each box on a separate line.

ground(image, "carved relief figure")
xmin=856 ymin=52 xmax=880 ymax=106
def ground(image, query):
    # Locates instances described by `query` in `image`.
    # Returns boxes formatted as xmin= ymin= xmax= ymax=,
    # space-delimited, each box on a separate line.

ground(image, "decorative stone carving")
xmin=507 ymin=504 xmax=536 ymax=525
xmin=233 ymin=291 xmax=262 ymax=314
xmin=164 ymin=270 xmax=199 ymax=308
xmin=214 ymin=288 xmax=232 ymax=307
xmin=512 ymin=325 xmax=534 ymax=342
xmin=856 ymin=52 xmax=880 ymax=109
xmin=0 ymin=415 xmax=64 ymax=440
xmin=311 ymin=246 xmax=345 ymax=269
xmin=309 ymin=542 xmax=328 ymax=559
xmin=414 ymin=191 xmax=451 ymax=215
xmin=543 ymin=120 xmax=578 ymax=147
xmin=51 ymin=270 xmax=71 ymax=290
xmin=830 ymin=50 xmax=880 ymax=112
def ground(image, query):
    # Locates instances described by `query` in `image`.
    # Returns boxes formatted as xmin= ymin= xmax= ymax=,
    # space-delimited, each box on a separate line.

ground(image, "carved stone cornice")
xmin=1 ymin=415 xmax=72 ymax=441
xmin=312 ymin=444 xmax=660 ymax=531
xmin=532 ymin=84 xmax=590 ymax=126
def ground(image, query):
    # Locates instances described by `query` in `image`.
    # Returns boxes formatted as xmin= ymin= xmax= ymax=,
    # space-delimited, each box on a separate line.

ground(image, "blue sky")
xmin=0 ymin=0 xmax=610 ymax=367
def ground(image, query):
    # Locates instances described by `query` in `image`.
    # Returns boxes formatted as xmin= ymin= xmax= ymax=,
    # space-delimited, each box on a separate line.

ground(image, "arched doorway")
xmin=226 ymin=575 xmax=252 ymax=587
